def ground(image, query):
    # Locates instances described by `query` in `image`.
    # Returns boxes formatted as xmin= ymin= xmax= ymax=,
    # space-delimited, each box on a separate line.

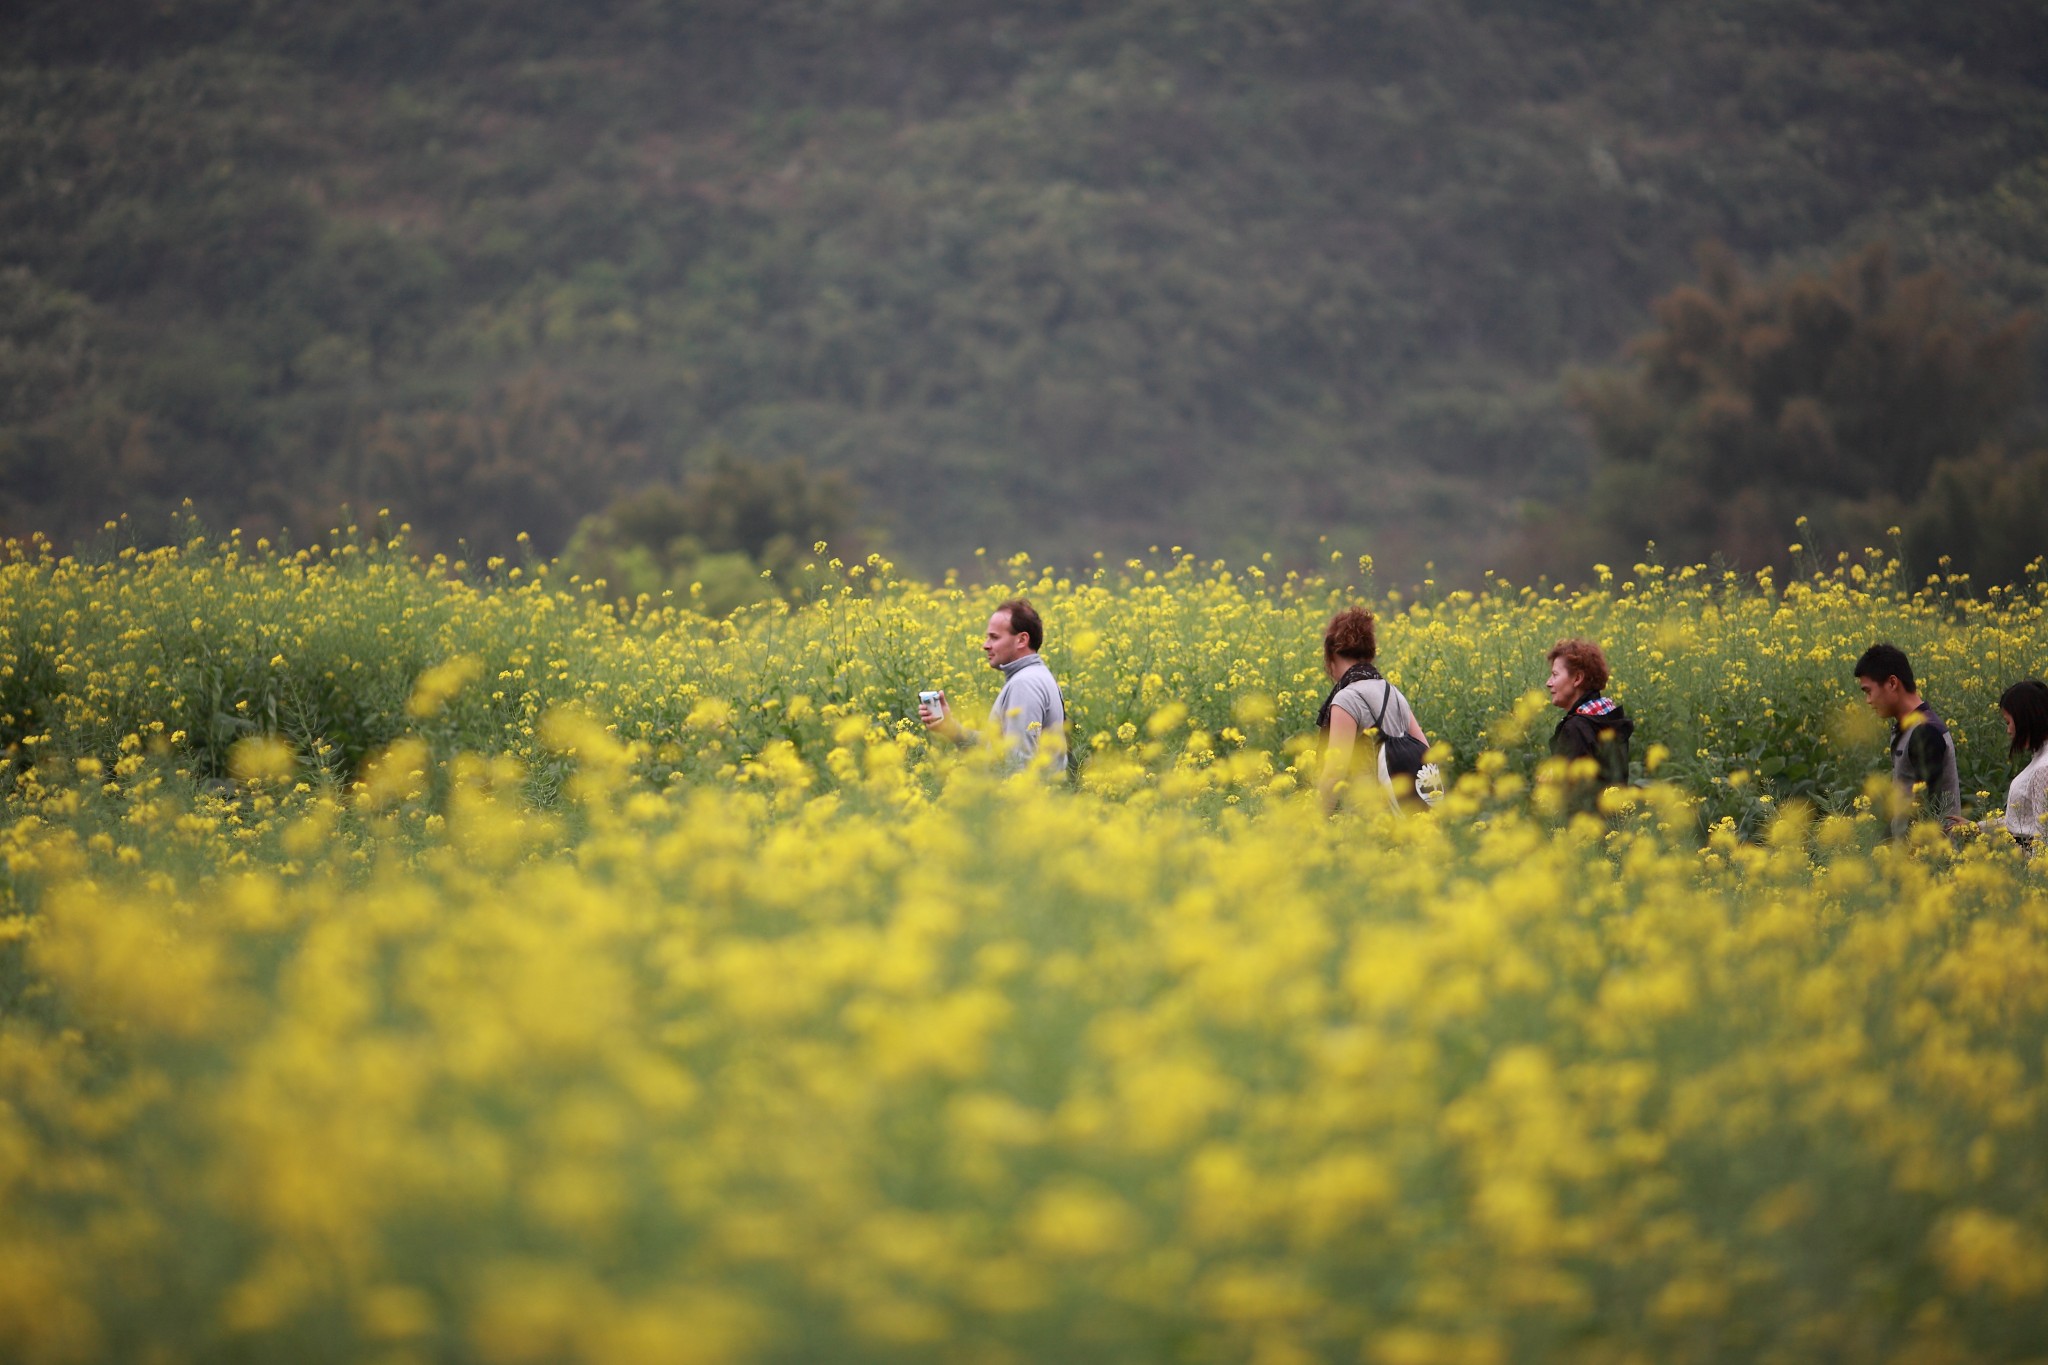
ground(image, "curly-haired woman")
xmin=1315 ymin=607 xmax=1432 ymax=813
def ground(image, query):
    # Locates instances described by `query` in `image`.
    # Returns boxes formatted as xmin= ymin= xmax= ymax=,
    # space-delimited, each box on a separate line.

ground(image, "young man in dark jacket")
xmin=1547 ymin=638 xmax=1634 ymax=797
xmin=1854 ymin=641 xmax=1964 ymax=838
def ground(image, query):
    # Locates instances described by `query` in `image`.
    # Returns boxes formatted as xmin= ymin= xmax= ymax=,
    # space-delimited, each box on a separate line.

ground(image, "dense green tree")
xmin=1570 ymin=242 xmax=2038 ymax=572
xmin=0 ymin=266 xmax=94 ymax=430
xmin=1905 ymin=447 xmax=2048 ymax=589
xmin=561 ymin=451 xmax=856 ymax=614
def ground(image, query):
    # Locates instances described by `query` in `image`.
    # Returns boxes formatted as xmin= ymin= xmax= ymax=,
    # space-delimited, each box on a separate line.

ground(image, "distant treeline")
xmin=3 ymin=0 xmax=2046 ymax=581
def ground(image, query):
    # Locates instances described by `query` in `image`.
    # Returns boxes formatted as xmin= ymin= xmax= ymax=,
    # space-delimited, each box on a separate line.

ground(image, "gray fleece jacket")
xmin=986 ymin=654 xmax=1067 ymax=774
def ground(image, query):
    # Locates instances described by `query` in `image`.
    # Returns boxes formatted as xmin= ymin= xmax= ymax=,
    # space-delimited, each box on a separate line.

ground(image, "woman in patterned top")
xmin=1546 ymin=637 xmax=1633 ymax=792
xmin=1983 ymin=679 xmax=2048 ymax=853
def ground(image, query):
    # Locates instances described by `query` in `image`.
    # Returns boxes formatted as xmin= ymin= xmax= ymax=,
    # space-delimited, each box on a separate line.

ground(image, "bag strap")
xmin=1365 ymin=680 xmax=1391 ymax=735
xmin=1366 ymin=682 xmax=1428 ymax=754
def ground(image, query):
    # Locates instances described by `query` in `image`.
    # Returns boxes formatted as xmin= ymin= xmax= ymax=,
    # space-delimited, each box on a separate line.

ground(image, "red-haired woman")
xmin=1546 ymin=638 xmax=1633 ymax=792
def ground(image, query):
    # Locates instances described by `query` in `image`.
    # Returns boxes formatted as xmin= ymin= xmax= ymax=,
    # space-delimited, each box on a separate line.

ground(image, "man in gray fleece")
xmin=919 ymin=597 xmax=1068 ymax=775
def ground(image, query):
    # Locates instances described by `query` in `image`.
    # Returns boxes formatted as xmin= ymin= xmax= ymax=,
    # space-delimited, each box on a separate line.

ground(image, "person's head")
xmin=984 ymin=598 xmax=1042 ymax=667
xmin=1322 ymin=608 xmax=1377 ymax=679
xmin=1854 ymin=642 xmax=1918 ymax=719
xmin=1998 ymin=678 xmax=2048 ymax=756
xmin=1545 ymin=638 xmax=1608 ymax=709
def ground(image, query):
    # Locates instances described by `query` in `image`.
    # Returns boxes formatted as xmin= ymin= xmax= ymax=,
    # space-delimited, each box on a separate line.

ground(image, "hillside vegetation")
xmin=4 ymin=0 xmax=2047 ymax=578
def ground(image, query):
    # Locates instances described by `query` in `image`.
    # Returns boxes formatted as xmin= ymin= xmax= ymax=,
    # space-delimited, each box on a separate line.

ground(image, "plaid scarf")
xmin=1316 ymin=661 xmax=1383 ymax=731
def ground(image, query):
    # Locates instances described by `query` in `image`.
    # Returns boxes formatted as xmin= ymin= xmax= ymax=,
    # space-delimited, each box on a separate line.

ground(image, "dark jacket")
xmin=1551 ymin=696 xmax=1634 ymax=789
xmin=1887 ymin=701 xmax=1961 ymax=835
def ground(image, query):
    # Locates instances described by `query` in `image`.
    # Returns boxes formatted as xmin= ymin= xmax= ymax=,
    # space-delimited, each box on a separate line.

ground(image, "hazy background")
xmin=4 ymin=0 xmax=2045 ymax=590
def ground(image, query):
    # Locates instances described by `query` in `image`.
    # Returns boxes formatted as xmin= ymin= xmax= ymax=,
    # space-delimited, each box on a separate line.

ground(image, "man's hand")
xmin=920 ymin=693 xmax=964 ymax=742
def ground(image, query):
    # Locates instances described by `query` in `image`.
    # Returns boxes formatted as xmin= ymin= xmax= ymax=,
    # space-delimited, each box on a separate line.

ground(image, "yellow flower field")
xmin=4 ymin=520 xmax=2042 ymax=826
xmin=2 ymin=523 xmax=2046 ymax=1363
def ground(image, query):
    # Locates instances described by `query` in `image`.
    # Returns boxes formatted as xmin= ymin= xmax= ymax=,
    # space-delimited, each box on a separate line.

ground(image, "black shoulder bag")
xmin=1366 ymin=683 xmax=1429 ymax=781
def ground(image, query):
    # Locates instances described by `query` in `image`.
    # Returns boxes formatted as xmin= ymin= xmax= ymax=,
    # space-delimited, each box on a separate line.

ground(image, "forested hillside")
xmin=4 ymin=0 xmax=2046 ymax=580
